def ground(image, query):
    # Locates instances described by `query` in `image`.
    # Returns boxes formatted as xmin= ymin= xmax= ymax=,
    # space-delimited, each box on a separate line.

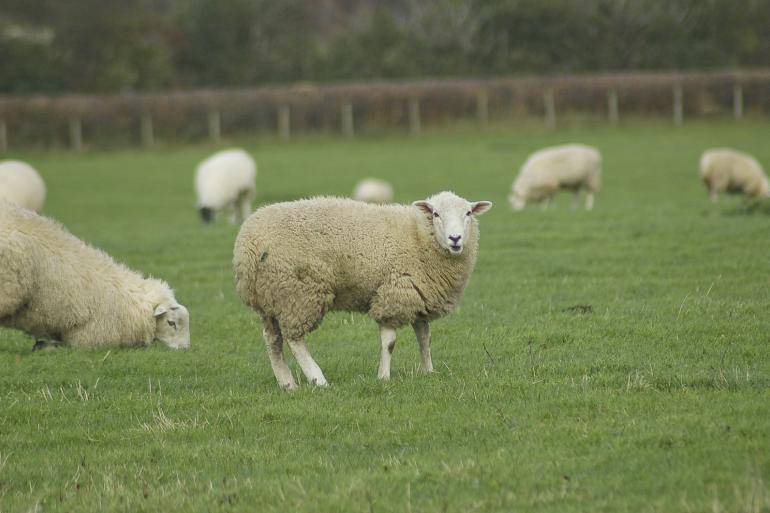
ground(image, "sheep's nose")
xmin=449 ymin=235 xmax=462 ymax=244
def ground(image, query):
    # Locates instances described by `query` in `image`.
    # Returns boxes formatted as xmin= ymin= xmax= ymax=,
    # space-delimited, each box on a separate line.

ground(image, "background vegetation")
xmin=1 ymin=120 xmax=768 ymax=512
xmin=2 ymin=0 xmax=770 ymax=93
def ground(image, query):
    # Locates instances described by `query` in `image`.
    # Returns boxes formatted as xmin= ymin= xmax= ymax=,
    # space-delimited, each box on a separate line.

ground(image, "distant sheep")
xmin=233 ymin=191 xmax=492 ymax=390
xmin=353 ymin=178 xmax=394 ymax=203
xmin=699 ymin=148 xmax=770 ymax=201
xmin=195 ymin=149 xmax=256 ymax=224
xmin=0 ymin=160 xmax=46 ymax=212
xmin=0 ymin=201 xmax=190 ymax=349
xmin=509 ymin=144 xmax=602 ymax=211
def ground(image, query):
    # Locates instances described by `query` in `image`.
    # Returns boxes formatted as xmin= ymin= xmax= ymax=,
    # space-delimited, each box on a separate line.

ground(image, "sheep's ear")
xmin=471 ymin=201 xmax=493 ymax=216
xmin=412 ymin=200 xmax=433 ymax=215
xmin=153 ymin=305 xmax=168 ymax=317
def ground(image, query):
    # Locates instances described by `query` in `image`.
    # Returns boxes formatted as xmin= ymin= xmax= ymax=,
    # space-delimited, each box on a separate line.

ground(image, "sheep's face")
xmin=154 ymin=303 xmax=190 ymax=349
xmin=761 ymin=176 xmax=770 ymax=197
xmin=413 ymin=192 xmax=492 ymax=256
xmin=508 ymin=192 xmax=526 ymax=211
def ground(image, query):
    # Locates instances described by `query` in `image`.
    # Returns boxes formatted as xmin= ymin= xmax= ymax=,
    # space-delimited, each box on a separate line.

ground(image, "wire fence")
xmin=1 ymin=69 xmax=769 ymax=151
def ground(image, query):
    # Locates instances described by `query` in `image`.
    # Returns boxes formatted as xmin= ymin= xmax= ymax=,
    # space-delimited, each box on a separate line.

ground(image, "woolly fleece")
xmin=511 ymin=144 xmax=601 ymax=204
xmin=233 ymin=194 xmax=482 ymax=340
xmin=0 ymin=160 xmax=46 ymax=212
xmin=699 ymin=148 xmax=770 ymax=199
xmin=0 ymin=201 xmax=184 ymax=348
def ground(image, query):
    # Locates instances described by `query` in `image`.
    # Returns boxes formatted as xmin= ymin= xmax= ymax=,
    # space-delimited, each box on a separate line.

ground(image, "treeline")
xmin=2 ymin=0 xmax=770 ymax=94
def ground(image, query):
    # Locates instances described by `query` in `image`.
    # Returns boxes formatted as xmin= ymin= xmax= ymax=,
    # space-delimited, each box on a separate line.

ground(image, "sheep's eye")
xmin=167 ymin=320 xmax=176 ymax=328
xmin=433 ymin=211 xmax=440 ymax=218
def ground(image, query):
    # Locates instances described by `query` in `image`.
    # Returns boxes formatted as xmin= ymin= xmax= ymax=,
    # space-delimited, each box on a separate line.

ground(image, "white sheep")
xmin=0 ymin=201 xmax=190 ymax=349
xmin=699 ymin=148 xmax=770 ymax=202
xmin=0 ymin=160 xmax=46 ymax=212
xmin=509 ymin=144 xmax=601 ymax=211
xmin=353 ymin=178 xmax=394 ymax=203
xmin=195 ymin=148 xmax=257 ymax=224
xmin=233 ymin=191 xmax=492 ymax=390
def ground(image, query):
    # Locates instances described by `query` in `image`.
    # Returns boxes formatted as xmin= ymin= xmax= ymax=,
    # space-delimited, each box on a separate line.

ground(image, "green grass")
xmin=1 ymin=119 xmax=769 ymax=512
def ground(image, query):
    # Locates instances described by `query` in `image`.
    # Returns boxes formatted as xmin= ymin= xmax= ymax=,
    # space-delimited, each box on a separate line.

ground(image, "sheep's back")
xmin=195 ymin=149 xmax=256 ymax=207
xmin=0 ymin=161 xmax=46 ymax=212
xmin=234 ymin=198 xmax=416 ymax=310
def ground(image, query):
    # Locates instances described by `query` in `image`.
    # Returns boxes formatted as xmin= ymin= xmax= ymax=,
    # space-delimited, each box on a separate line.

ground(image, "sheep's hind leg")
xmin=286 ymin=337 xmax=328 ymax=387
xmin=585 ymin=191 xmax=595 ymax=210
xmin=412 ymin=320 xmax=433 ymax=373
xmin=262 ymin=317 xmax=297 ymax=390
xmin=377 ymin=325 xmax=397 ymax=380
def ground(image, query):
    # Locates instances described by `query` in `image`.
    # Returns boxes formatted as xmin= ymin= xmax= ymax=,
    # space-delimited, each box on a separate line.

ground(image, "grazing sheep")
xmin=0 ymin=160 xmax=46 ymax=212
xmin=509 ymin=144 xmax=601 ymax=211
xmin=233 ymin=191 xmax=492 ymax=390
xmin=353 ymin=178 xmax=394 ymax=203
xmin=699 ymin=148 xmax=770 ymax=202
xmin=0 ymin=201 xmax=190 ymax=349
xmin=195 ymin=148 xmax=257 ymax=224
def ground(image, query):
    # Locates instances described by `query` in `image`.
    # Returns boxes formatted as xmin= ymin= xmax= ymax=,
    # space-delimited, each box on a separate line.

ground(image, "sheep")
xmin=699 ymin=148 xmax=770 ymax=202
xmin=353 ymin=178 xmax=394 ymax=203
xmin=233 ymin=191 xmax=492 ymax=390
xmin=195 ymin=148 xmax=257 ymax=224
xmin=509 ymin=144 xmax=601 ymax=211
xmin=0 ymin=201 xmax=190 ymax=350
xmin=0 ymin=160 xmax=46 ymax=212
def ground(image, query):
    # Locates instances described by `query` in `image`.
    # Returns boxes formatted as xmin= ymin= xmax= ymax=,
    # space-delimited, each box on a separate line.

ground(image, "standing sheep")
xmin=0 ymin=160 xmax=46 ymax=212
xmin=195 ymin=148 xmax=257 ymax=224
xmin=0 ymin=201 xmax=190 ymax=349
xmin=353 ymin=178 xmax=394 ymax=203
xmin=509 ymin=144 xmax=601 ymax=211
xmin=233 ymin=191 xmax=492 ymax=390
xmin=699 ymin=148 xmax=770 ymax=202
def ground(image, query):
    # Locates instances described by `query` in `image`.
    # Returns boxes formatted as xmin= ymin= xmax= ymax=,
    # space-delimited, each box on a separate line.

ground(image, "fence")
xmin=1 ymin=69 xmax=769 ymax=150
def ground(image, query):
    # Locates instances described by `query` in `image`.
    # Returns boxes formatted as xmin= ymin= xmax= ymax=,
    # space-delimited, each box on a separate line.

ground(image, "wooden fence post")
xmin=544 ymin=89 xmax=556 ymax=129
xmin=476 ymin=90 xmax=489 ymax=127
xmin=341 ymin=102 xmax=354 ymax=138
xmin=208 ymin=109 xmax=221 ymax=143
xmin=408 ymin=97 xmax=421 ymax=137
xmin=278 ymin=105 xmax=290 ymax=143
xmin=141 ymin=112 xmax=154 ymax=147
xmin=608 ymin=89 xmax=619 ymax=125
xmin=69 ymin=117 xmax=83 ymax=152
xmin=0 ymin=119 xmax=7 ymax=153
xmin=733 ymin=84 xmax=743 ymax=120
xmin=673 ymin=84 xmax=683 ymax=125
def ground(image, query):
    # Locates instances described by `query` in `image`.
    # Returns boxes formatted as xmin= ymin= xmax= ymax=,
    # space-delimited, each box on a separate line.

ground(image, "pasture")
xmin=1 ymin=119 xmax=769 ymax=512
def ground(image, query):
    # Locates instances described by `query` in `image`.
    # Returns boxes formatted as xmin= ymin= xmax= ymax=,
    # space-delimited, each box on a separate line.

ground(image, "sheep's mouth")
xmin=449 ymin=244 xmax=462 ymax=254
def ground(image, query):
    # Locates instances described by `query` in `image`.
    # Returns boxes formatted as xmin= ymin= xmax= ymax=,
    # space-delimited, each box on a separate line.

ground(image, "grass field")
xmin=1 ymin=119 xmax=769 ymax=512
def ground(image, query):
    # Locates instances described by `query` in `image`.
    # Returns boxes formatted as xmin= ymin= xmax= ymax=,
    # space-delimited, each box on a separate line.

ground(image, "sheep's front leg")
xmin=377 ymin=326 xmax=397 ymax=380
xmin=286 ymin=337 xmax=328 ymax=387
xmin=263 ymin=318 xmax=297 ymax=390
xmin=572 ymin=189 xmax=591 ymax=210
xmin=237 ymin=192 xmax=252 ymax=224
xmin=412 ymin=319 xmax=433 ymax=373
xmin=585 ymin=191 xmax=595 ymax=210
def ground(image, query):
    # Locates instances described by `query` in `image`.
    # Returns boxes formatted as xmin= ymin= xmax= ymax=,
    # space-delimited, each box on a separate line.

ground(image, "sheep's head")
xmin=413 ymin=191 xmax=492 ymax=256
xmin=508 ymin=192 xmax=526 ymax=211
xmin=760 ymin=175 xmax=770 ymax=198
xmin=154 ymin=302 xmax=190 ymax=349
